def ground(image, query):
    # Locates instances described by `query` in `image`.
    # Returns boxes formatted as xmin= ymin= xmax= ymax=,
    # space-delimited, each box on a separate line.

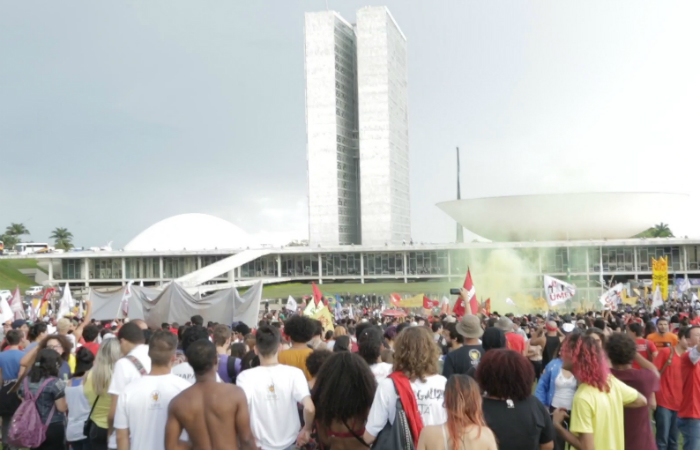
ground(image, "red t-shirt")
xmin=679 ymin=351 xmax=700 ymax=419
xmin=653 ymin=347 xmax=683 ymax=411
xmin=82 ymin=341 xmax=100 ymax=357
xmin=505 ymin=333 xmax=525 ymax=353
xmin=633 ymin=338 xmax=658 ymax=370
xmin=691 ymin=317 xmax=700 ymax=326
xmin=611 ymin=368 xmax=659 ymax=450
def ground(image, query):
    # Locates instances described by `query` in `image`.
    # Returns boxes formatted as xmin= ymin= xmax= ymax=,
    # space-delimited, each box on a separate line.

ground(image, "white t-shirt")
xmin=370 ymin=363 xmax=394 ymax=382
xmin=107 ymin=345 xmax=152 ymax=449
xmin=237 ymin=364 xmax=311 ymax=450
xmin=365 ymin=374 xmax=447 ymax=437
xmin=171 ymin=362 xmax=222 ymax=385
xmin=114 ymin=374 xmax=191 ymax=450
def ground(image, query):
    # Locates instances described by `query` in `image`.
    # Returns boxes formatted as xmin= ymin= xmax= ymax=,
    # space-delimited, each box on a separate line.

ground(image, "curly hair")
xmin=475 ymin=349 xmax=533 ymax=401
xmin=445 ymin=375 xmax=487 ymax=450
xmin=311 ymin=352 xmax=377 ymax=430
xmin=30 ymin=349 xmax=62 ymax=383
xmin=393 ymin=327 xmax=439 ymax=382
xmin=284 ymin=315 xmax=316 ymax=343
xmin=39 ymin=334 xmax=73 ymax=362
xmin=358 ymin=326 xmax=383 ymax=366
xmin=585 ymin=327 xmax=607 ymax=348
xmin=605 ymin=332 xmax=637 ymax=366
xmin=561 ymin=333 xmax=610 ymax=392
xmin=306 ymin=349 xmax=333 ymax=379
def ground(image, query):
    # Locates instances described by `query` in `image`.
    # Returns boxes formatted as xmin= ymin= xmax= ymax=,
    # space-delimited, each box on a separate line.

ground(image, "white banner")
xmin=57 ymin=283 xmax=74 ymax=318
xmin=10 ymin=287 xmax=25 ymax=320
xmin=652 ymin=286 xmax=664 ymax=311
xmin=505 ymin=298 xmax=517 ymax=306
xmin=599 ymin=283 xmax=624 ymax=311
xmin=544 ymin=275 xmax=576 ymax=308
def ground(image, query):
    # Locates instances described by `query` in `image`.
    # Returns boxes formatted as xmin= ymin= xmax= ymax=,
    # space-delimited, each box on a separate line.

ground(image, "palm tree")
xmin=5 ymin=223 xmax=29 ymax=238
xmin=651 ymin=223 xmax=674 ymax=238
xmin=50 ymin=227 xmax=74 ymax=250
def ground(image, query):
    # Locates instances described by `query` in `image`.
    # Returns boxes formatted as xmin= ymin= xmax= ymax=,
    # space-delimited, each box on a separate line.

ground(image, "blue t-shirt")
xmin=0 ymin=349 xmax=25 ymax=380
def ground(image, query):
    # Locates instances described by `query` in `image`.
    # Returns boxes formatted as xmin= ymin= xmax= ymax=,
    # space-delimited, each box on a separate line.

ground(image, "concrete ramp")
xmin=189 ymin=277 xmax=291 ymax=296
xmin=176 ymin=249 xmax=271 ymax=288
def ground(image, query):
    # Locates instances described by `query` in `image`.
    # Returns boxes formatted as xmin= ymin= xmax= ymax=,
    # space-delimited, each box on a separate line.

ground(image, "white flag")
xmin=599 ymin=283 xmax=624 ymax=311
xmin=505 ymin=298 xmax=516 ymax=306
xmin=348 ymin=304 xmax=354 ymax=318
xmin=0 ymin=297 xmax=13 ymax=324
xmin=120 ymin=281 xmax=133 ymax=318
xmin=10 ymin=287 xmax=25 ymax=320
xmin=692 ymin=293 xmax=699 ymax=309
xmin=652 ymin=286 xmax=664 ymax=311
xmin=543 ymin=275 xmax=576 ymax=308
xmin=57 ymin=283 xmax=73 ymax=318
xmin=285 ymin=296 xmax=297 ymax=312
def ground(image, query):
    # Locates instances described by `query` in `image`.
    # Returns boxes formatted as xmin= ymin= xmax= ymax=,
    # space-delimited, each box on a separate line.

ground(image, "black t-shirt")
xmin=541 ymin=335 xmax=561 ymax=369
xmin=442 ymin=345 xmax=484 ymax=379
xmin=482 ymin=396 xmax=555 ymax=450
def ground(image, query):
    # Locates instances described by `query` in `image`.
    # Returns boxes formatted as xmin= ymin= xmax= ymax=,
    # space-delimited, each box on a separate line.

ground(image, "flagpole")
xmin=456 ymin=147 xmax=463 ymax=244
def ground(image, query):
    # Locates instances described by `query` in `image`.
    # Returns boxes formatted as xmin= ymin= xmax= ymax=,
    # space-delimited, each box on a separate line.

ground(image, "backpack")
xmin=8 ymin=377 xmax=56 ymax=448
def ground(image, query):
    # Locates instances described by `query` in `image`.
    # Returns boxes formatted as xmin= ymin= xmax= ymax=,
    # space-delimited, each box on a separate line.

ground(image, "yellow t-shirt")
xmin=278 ymin=348 xmax=313 ymax=380
xmin=569 ymin=375 xmax=640 ymax=450
xmin=83 ymin=371 xmax=113 ymax=429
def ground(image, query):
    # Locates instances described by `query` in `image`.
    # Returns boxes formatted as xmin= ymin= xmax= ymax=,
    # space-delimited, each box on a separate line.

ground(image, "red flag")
xmin=422 ymin=296 xmax=438 ymax=309
xmin=390 ymin=293 xmax=402 ymax=307
xmin=462 ymin=269 xmax=478 ymax=315
xmin=485 ymin=298 xmax=491 ymax=315
xmin=311 ymin=282 xmax=323 ymax=306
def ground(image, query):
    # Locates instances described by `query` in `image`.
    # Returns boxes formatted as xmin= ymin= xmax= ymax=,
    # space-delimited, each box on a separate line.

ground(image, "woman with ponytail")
xmin=417 ymin=375 xmax=497 ymax=450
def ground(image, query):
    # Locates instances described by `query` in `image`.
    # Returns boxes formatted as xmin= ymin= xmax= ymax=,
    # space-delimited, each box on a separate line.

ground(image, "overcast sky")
xmin=2 ymin=1 xmax=699 ymax=248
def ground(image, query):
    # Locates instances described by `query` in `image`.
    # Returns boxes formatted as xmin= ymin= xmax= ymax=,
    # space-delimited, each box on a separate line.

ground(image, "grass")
xmin=0 ymin=258 xmax=42 ymax=291
xmin=260 ymin=280 xmax=455 ymax=299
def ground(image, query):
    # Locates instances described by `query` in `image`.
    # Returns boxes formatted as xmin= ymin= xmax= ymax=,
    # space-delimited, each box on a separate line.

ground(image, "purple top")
xmin=217 ymin=354 xmax=241 ymax=383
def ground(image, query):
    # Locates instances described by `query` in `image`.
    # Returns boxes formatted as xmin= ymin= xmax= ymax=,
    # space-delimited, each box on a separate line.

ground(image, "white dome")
xmin=125 ymin=214 xmax=251 ymax=251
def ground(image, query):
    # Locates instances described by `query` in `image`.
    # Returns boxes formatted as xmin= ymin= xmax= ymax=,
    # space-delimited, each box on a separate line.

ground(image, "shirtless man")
xmin=165 ymin=339 xmax=258 ymax=450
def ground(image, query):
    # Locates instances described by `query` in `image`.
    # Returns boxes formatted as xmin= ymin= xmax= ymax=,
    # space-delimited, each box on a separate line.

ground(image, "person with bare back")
xmin=165 ymin=339 xmax=258 ymax=450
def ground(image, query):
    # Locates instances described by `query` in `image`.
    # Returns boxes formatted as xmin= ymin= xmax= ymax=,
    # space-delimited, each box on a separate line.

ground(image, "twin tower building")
xmin=305 ymin=7 xmax=410 ymax=247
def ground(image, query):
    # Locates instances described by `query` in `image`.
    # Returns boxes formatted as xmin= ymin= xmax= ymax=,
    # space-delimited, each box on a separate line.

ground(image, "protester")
xmin=526 ymin=333 xmax=544 ymax=380
xmin=279 ymin=315 xmax=315 ymax=380
xmin=107 ymin=322 xmax=151 ymax=450
xmin=171 ymin=325 xmax=222 ymax=384
xmin=333 ymin=335 xmax=352 ymax=353
xmin=535 ymin=341 xmax=576 ymax=450
xmin=654 ymin=326 xmax=692 ymax=450
xmin=82 ymin=324 xmax=101 ymax=356
xmin=327 ymin=326 xmax=347 ymax=351
xmin=18 ymin=349 xmax=69 ymax=450
xmin=83 ymin=337 xmax=121 ymax=450
xmin=466 ymin=327 xmax=506 ymax=378
xmin=312 ymin=352 xmax=377 ymax=449
xmin=65 ymin=347 xmax=95 ymax=450
xmin=213 ymin=324 xmax=236 ymax=383
xmin=553 ymin=333 xmax=647 ymax=450
xmin=306 ymin=349 xmax=332 ymax=389
xmin=606 ymin=332 xmax=660 ymax=450
xmin=584 ymin=326 xmax=606 ymax=348
xmin=536 ymin=321 xmax=563 ymax=370
xmin=443 ymin=315 xmax=484 ymax=379
xmin=678 ymin=325 xmax=700 ymax=449
xmin=25 ymin=322 xmax=48 ymax=353
xmin=443 ymin=323 xmax=464 ymax=353
xmin=495 ymin=317 xmax=526 ymax=356
xmin=358 ymin=326 xmax=393 ymax=382
xmin=309 ymin=320 xmax=328 ymax=350
xmin=0 ymin=330 xmax=24 ymax=449
xmin=237 ymin=324 xmax=314 ymax=450
xmin=418 ymin=374 xmax=497 ymax=450
xmin=476 ymin=349 xmax=554 ymax=450
xmin=648 ymin=318 xmax=679 ymax=349
xmin=364 ymin=326 xmax=447 ymax=447
xmin=19 ymin=334 xmax=73 ymax=381
xmin=115 ymin=330 xmax=191 ymax=450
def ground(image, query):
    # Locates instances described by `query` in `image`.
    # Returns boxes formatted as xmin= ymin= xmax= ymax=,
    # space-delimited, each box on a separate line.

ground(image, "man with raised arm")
xmin=165 ymin=339 xmax=258 ymax=450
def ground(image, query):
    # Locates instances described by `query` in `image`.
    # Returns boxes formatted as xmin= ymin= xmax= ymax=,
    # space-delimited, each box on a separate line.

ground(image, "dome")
xmin=437 ymin=192 xmax=690 ymax=242
xmin=125 ymin=214 xmax=251 ymax=251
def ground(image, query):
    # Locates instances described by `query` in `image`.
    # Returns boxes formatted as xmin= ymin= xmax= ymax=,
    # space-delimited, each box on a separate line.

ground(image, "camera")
xmin=449 ymin=288 xmax=461 ymax=295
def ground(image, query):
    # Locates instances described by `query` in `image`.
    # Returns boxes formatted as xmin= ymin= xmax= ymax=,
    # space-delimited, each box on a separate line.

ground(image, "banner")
xmin=285 ymin=296 xmax=297 ymax=312
xmin=599 ymin=283 xmax=624 ymax=311
xmin=398 ymin=294 xmax=424 ymax=308
xmin=0 ymin=296 xmax=13 ymax=324
xmin=10 ymin=287 xmax=24 ymax=320
xmin=57 ymin=283 xmax=74 ymax=318
xmin=543 ymin=275 xmax=576 ymax=308
xmin=303 ymin=299 xmax=322 ymax=317
xmin=390 ymin=293 xmax=402 ymax=307
xmin=652 ymin=286 xmax=664 ymax=311
xmin=652 ymin=257 xmax=669 ymax=301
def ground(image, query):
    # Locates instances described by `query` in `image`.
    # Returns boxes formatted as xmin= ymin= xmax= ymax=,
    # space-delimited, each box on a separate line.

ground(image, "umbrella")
xmin=381 ymin=309 xmax=407 ymax=318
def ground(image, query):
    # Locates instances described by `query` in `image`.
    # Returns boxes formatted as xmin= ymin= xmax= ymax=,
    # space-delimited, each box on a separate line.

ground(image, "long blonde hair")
xmin=88 ymin=338 xmax=121 ymax=395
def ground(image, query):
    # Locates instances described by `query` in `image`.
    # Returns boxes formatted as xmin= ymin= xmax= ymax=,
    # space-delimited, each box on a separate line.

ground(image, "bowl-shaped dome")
xmin=125 ymin=214 xmax=250 ymax=251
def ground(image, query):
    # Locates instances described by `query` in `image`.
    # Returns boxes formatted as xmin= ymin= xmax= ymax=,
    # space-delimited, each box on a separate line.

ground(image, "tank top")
xmin=542 ymin=335 xmax=560 ymax=368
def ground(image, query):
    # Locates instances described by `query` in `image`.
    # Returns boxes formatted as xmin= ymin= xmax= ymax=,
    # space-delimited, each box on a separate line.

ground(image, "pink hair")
xmin=561 ymin=334 xmax=610 ymax=392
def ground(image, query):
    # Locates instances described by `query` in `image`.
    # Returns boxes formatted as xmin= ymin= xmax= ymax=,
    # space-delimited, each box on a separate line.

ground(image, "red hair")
xmin=476 ymin=349 xmax=534 ymax=401
xmin=561 ymin=334 xmax=610 ymax=392
xmin=445 ymin=375 xmax=487 ymax=450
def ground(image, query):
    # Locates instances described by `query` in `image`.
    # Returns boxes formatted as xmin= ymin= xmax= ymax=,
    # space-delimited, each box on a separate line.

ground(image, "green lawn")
xmin=0 ymin=259 xmax=42 ymax=291
xmin=261 ymin=280 xmax=455 ymax=299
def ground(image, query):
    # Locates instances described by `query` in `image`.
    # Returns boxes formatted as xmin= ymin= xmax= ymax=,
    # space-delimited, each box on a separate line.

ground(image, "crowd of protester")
xmin=0 ymin=289 xmax=699 ymax=450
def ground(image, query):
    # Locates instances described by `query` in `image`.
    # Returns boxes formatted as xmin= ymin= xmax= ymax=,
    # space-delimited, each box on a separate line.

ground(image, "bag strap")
xmin=341 ymin=419 xmax=369 ymax=448
xmin=660 ymin=348 xmax=675 ymax=375
xmin=43 ymin=404 xmax=56 ymax=427
xmin=227 ymin=356 xmax=237 ymax=383
xmin=87 ymin=393 xmax=100 ymax=419
xmin=125 ymin=355 xmax=147 ymax=376
xmin=33 ymin=377 xmax=56 ymax=400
